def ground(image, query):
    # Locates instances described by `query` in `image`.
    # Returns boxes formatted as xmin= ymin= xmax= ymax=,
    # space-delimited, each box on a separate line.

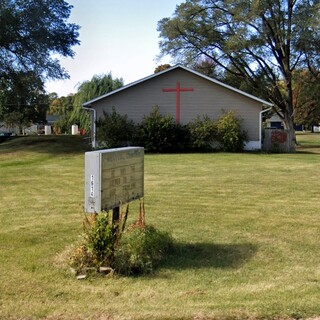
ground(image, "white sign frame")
xmin=84 ymin=147 xmax=144 ymax=213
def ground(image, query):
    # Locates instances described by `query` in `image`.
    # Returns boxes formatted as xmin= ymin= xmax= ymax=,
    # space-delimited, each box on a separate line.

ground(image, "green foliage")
xmin=114 ymin=225 xmax=173 ymax=275
xmin=83 ymin=213 xmax=115 ymax=265
xmin=48 ymin=95 xmax=74 ymax=116
xmin=69 ymin=213 xmax=115 ymax=273
xmin=217 ymin=111 xmax=248 ymax=152
xmin=71 ymin=73 xmax=124 ymax=132
xmin=157 ymin=0 xmax=320 ymax=151
xmin=293 ymin=70 xmax=320 ymax=129
xmin=96 ymin=108 xmax=136 ymax=148
xmin=137 ymin=106 xmax=189 ymax=152
xmin=96 ymin=107 xmax=247 ymax=152
xmin=188 ymin=115 xmax=218 ymax=151
xmin=73 ymin=73 xmax=123 ymax=108
xmin=68 ymin=108 xmax=91 ymax=133
xmin=0 ymin=0 xmax=80 ymax=80
xmin=68 ymin=210 xmax=173 ymax=277
xmin=53 ymin=117 xmax=70 ymax=134
xmin=48 ymin=73 xmax=124 ymax=134
xmin=0 ymin=71 xmax=49 ymax=132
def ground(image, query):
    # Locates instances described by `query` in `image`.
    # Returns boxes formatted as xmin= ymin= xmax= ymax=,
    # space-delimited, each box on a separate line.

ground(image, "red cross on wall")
xmin=162 ymin=82 xmax=194 ymax=123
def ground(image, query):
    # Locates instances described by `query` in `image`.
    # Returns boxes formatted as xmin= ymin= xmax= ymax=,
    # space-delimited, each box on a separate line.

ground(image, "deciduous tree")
xmin=71 ymin=73 xmax=124 ymax=132
xmin=0 ymin=71 xmax=49 ymax=133
xmin=0 ymin=0 xmax=80 ymax=80
xmin=154 ymin=64 xmax=172 ymax=73
xmin=293 ymin=70 xmax=320 ymax=130
xmin=158 ymin=0 xmax=320 ymax=151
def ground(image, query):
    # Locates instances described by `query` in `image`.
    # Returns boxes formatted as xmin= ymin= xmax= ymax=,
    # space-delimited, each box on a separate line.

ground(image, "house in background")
xmin=83 ymin=64 xmax=273 ymax=150
xmin=265 ymin=113 xmax=304 ymax=131
xmin=0 ymin=114 xmax=61 ymax=135
xmin=266 ymin=114 xmax=284 ymax=129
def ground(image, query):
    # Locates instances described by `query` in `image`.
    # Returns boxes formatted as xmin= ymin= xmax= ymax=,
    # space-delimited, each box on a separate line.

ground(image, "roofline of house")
xmin=82 ymin=64 xmax=274 ymax=107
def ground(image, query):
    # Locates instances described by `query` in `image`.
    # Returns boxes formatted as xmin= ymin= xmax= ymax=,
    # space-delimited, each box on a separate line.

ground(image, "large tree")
xmin=69 ymin=73 xmax=124 ymax=132
xmin=158 ymin=0 xmax=320 ymax=151
xmin=293 ymin=70 xmax=320 ymax=130
xmin=0 ymin=70 xmax=49 ymax=133
xmin=0 ymin=0 xmax=80 ymax=80
xmin=73 ymin=73 xmax=124 ymax=108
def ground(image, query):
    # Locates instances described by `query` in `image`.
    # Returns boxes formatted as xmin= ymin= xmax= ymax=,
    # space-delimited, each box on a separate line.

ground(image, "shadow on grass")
xmin=0 ymin=135 xmax=91 ymax=155
xmin=296 ymin=145 xmax=320 ymax=154
xmin=162 ymin=242 xmax=258 ymax=270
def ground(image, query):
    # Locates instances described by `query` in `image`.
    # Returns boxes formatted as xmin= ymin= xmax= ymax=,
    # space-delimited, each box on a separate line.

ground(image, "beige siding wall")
xmin=92 ymin=69 xmax=263 ymax=141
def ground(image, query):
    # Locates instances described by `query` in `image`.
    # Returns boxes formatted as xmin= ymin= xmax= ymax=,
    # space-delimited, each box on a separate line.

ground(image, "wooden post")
xmin=111 ymin=206 xmax=120 ymax=251
xmin=112 ymin=206 xmax=120 ymax=223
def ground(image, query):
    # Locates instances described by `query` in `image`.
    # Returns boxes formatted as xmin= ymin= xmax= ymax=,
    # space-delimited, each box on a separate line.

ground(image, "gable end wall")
xmin=92 ymin=69 xmax=262 ymax=141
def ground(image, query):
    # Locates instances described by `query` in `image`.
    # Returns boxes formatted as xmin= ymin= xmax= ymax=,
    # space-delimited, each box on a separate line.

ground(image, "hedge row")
xmin=96 ymin=107 xmax=248 ymax=152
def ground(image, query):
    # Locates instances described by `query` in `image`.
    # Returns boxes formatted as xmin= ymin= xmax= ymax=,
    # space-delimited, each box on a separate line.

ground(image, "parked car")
xmin=0 ymin=132 xmax=12 ymax=143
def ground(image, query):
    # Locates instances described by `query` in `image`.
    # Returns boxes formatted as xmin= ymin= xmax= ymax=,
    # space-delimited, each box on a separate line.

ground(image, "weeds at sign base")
xmin=67 ymin=201 xmax=173 ymax=277
xmin=68 ymin=212 xmax=115 ymax=275
xmin=114 ymin=225 xmax=173 ymax=276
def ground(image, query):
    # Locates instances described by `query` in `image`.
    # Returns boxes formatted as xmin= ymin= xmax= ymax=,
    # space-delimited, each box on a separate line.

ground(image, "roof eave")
xmin=82 ymin=64 xmax=183 ymax=106
xmin=82 ymin=64 xmax=273 ymax=107
xmin=178 ymin=65 xmax=274 ymax=107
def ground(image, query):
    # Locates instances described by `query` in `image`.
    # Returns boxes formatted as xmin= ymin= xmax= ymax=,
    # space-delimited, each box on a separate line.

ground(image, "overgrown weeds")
xmin=68 ymin=201 xmax=173 ymax=276
xmin=114 ymin=225 xmax=173 ymax=275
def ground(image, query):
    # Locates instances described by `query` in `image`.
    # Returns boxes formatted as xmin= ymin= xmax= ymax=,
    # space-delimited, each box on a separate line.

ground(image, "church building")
xmin=83 ymin=64 xmax=273 ymax=150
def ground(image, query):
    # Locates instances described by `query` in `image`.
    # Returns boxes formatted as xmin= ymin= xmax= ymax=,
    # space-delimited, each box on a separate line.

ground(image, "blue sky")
xmin=45 ymin=0 xmax=182 ymax=96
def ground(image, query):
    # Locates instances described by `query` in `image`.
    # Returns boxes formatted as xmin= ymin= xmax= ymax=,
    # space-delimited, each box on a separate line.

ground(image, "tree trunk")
xmin=283 ymin=113 xmax=296 ymax=152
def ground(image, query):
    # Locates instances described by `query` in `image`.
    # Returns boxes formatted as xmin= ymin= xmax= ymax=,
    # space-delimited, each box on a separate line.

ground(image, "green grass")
xmin=0 ymin=134 xmax=319 ymax=319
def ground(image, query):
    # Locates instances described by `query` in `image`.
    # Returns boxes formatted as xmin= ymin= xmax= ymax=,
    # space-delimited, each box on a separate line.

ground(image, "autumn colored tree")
xmin=154 ymin=64 xmax=172 ymax=73
xmin=293 ymin=70 xmax=320 ymax=130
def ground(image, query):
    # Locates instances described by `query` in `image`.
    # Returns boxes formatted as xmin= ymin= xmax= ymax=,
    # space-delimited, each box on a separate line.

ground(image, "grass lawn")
xmin=0 ymin=134 xmax=319 ymax=320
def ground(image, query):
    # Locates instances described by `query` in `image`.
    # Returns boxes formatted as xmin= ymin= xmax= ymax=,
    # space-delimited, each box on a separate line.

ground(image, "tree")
xmin=73 ymin=73 xmax=124 ymax=107
xmin=154 ymin=64 xmax=172 ymax=73
xmin=293 ymin=70 xmax=320 ymax=130
xmin=70 ymin=73 xmax=124 ymax=132
xmin=48 ymin=94 xmax=74 ymax=116
xmin=0 ymin=0 xmax=80 ymax=80
xmin=0 ymin=71 xmax=49 ymax=133
xmin=48 ymin=94 xmax=75 ymax=134
xmin=192 ymin=57 xmax=219 ymax=78
xmin=158 ymin=0 xmax=320 ymax=152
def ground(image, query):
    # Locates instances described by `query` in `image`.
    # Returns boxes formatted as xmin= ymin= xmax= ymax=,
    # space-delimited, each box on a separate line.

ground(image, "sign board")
xmin=84 ymin=147 xmax=144 ymax=213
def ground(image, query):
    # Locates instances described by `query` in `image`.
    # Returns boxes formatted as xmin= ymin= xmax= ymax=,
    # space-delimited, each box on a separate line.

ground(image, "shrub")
xmin=83 ymin=213 xmax=115 ymax=265
xmin=217 ymin=111 xmax=248 ymax=152
xmin=68 ymin=213 xmax=115 ymax=273
xmin=68 ymin=206 xmax=173 ymax=277
xmin=137 ymin=106 xmax=189 ymax=152
xmin=96 ymin=107 xmax=136 ymax=148
xmin=188 ymin=115 xmax=218 ymax=151
xmin=54 ymin=115 xmax=71 ymax=134
xmin=114 ymin=225 xmax=173 ymax=275
xmin=95 ymin=107 xmax=248 ymax=153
